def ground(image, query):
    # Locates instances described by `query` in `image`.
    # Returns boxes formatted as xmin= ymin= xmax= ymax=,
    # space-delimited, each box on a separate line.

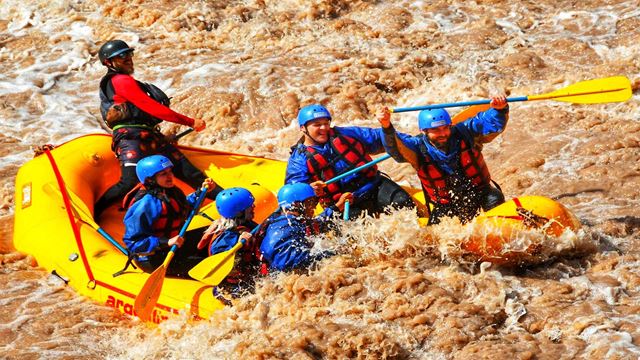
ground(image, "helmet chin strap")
xmin=303 ymin=126 xmax=323 ymax=145
xmin=105 ymin=61 xmax=120 ymax=73
xmin=144 ymin=177 xmax=159 ymax=189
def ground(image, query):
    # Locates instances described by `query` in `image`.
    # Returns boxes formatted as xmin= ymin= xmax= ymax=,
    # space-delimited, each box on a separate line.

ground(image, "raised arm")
xmin=377 ymin=107 xmax=422 ymax=170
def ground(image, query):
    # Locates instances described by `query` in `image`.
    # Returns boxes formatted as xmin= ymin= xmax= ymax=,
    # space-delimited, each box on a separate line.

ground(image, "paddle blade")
xmin=189 ymin=242 xmax=242 ymax=286
xmin=43 ymin=183 xmax=97 ymax=228
xmin=134 ymin=265 xmax=167 ymax=322
xmin=529 ymin=76 xmax=632 ymax=104
xmin=451 ymin=104 xmax=490 ymax=125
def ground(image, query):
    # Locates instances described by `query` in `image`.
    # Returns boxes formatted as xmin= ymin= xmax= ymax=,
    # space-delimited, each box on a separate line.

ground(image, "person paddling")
xmin=94 ymin=39 xmax=222 ymax=217
xmin=197 ymin=187 xmax=262 ymax=296
xmin=377 ymin=95 xmax=509 ymax=224
xmin=122 ymin=155 xmax=214 ymax=277
xmin=286 ymin=104 xmax=414 ymax=219
xmin=259 ymin=183 xmax=352 ymax=271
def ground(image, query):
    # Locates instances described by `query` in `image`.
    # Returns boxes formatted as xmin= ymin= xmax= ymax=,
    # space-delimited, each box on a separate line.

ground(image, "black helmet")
xmin=98 ymin=40 xmax=134 ymax=65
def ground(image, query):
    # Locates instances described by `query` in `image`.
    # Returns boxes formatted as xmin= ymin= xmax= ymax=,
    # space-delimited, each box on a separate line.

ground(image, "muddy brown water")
xmin=1 ymin=0 xmax=639 ymax=358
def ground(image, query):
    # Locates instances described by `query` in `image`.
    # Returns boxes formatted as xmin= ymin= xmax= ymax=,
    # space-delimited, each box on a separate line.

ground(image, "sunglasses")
xmin=112 ymin=51 xmax=134 ymax=60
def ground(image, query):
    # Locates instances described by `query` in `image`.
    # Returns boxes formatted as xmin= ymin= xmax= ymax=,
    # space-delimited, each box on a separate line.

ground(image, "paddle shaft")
xmin=391 ymin=79 xmax=630 ymax=113
xmin=175 ymin=128 xmax=194 ymax=140
xmin=43 ymin=183 xmax=129 ymax=255
xmin=166 ymin=187 xmax=210 ymax=257
xmin=325 ymin=154 xmax=391 ymax=185
xmin=392 ymin=97 xmax=525 ymax=113
xmin=97 ymin=228 xmax=128 ymax=255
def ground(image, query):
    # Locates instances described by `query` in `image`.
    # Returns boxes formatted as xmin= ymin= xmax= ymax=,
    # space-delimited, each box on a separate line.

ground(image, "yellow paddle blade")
xmin=189 ymin=241 xmax=242 ymax=286
xmin=452 ymin=104 xmax=490 ymax=125
xmin=529 ymin=76 xmax=632 ymax=104
xmin=134 ymin=263 xmax=168 ymax=322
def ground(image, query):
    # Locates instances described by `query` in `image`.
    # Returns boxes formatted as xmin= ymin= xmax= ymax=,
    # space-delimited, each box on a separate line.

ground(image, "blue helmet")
xmin=297 ymin=104 xmax=331 ymax=127
xmin=418 ymin=109 xmax=451 ymax=130
xmin=215 ymin=187 xmax=255 ymax=218
xmin=136 ymin=155 xmax=173 ymax=183
xmin=277 ymin=183 xmax=316 ymax=209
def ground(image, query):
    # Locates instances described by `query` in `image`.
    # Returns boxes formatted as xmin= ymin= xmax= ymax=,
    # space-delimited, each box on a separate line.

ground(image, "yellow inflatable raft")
xmin=460 ymin=195 xmax=581 ymax=265
xmin=13 ymin=133 xmax=581 ymax=322
xmin=13 ymin=134 xmax=284 ymax=324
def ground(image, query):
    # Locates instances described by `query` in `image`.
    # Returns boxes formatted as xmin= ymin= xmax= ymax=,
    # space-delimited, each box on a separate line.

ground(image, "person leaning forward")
xmin=285 ymin=104 xmax=415 ymax=219
xmin=197 ymin=187 xmax=261 ymax=297
xmin=94 ymin=39 xmax=222 ymax=217
xmin=377 ymin=95 xmax=509 ymax=225
xmin=258 ymin=183 xmax=351 ymax=272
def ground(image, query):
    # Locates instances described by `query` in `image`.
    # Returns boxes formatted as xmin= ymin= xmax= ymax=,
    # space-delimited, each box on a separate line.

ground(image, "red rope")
xmin=44 ymin=149 xmax=95 ymax=282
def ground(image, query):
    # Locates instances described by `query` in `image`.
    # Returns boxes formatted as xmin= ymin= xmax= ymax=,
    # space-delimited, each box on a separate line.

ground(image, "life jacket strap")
xmin=112 ymin=252 xmax=139 ymax=277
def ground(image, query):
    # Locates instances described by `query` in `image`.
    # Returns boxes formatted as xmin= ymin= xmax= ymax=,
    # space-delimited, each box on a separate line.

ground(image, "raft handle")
xmin=87 ymin=279 xmax=97 ymax=290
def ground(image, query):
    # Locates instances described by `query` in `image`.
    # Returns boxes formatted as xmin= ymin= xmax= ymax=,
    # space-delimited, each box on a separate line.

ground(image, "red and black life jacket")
xmin=417 ymin=135 xmax=491 ymax=205
xmin=123 ymin=184 xmax=188 ymax=239
xmin=303 ymin=129 xmax=378 ymax=206
xmin=99 ymin=71 xmax=170 ymax=129
xmin=216 ymin=221 xmax=272 ymax=283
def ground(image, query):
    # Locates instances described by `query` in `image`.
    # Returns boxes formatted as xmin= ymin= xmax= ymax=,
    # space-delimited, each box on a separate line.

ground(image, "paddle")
xmin=43 ymin=182 xmax=128 ymax=255
xmin=174 ymin=128 xmax=194 ymax=141
xmin=189 ymin=157 xmax=385 ymax=285
xmin=390 ymin=76 xmax=632 ymax=113
xmin=188 ymin=224 xmax=263 ymax=286
xmin=325 ymin=154 xmax=391 ymax=185
xmin=134 ymin=186 xmax=209 ymax=322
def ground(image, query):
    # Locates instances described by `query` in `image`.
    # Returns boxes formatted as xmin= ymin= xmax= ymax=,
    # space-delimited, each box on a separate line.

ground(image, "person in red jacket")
xmin=94 ymin=39 xmax=222 ymax=217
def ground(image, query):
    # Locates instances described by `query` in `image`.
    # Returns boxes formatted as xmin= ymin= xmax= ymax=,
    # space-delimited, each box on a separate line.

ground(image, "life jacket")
xmin=302 ymin=129 xmax=378 ymax=206
xmin=99 ymin=71 xmax=170 ymax=129
xmin=203 ymin=220 xmax=271 ymax=283
xmin=254 ymin=212 xmax=322 ymax=272
xmin=113 ymin=185 xmax=188 ymax=277
xmin=123 ymin=184 xmax=188 ymax=239
xmin=416 ymin=134 xmax=491 ymax=205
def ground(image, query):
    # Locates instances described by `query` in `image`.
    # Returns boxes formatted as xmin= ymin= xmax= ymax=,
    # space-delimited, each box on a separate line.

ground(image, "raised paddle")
xmin=134 ymin=185 xmax=209 ymax=322
xmin=43 ymin=182 xmax=128 ymax=255
xmin=390 ymin=76 xmax=632 ymax=113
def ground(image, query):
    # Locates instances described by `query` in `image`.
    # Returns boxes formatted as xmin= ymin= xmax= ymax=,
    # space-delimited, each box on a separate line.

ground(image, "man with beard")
xmin=286 ymin=104 xmax=415 ymax=219
xmin=377 ymin=95 xmax=509 ymax=224
xmin=95 ymin=39 xmax=221 ymax=217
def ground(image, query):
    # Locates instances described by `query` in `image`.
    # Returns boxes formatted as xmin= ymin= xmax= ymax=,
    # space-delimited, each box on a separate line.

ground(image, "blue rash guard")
xmin=285 ymin=126 xmax=388 ymax=201
xmin=387 ymin=107 xmax=509 ymax=171
xmin=259 ymin=207 xmax=336 ymax=271
xmin=122 ymin=189 xmax=198 ymax=261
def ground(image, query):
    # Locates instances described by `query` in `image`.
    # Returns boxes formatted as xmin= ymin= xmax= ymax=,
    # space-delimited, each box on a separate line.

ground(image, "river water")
xmin=1 ymin=0 xmax=639 ymax=359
